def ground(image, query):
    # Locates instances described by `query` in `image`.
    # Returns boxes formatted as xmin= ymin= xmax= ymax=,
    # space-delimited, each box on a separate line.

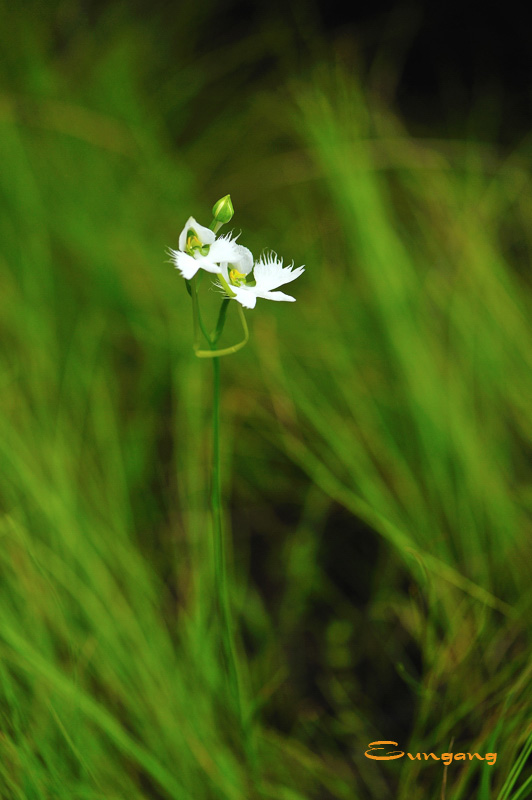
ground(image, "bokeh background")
xmin=1 ymin=1 xmax=532 ymax=798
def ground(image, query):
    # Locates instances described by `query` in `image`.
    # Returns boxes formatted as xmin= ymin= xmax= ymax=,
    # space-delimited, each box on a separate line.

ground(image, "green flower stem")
xmin=217 ymin=273 xmax=236 ymax=298
xmin=211 ymin=338 xmax=257 ymax=776
xmin=211 ymin=356 xmax=243 ymax=716
xmin=188 ymin=264 xmax=257 ymax=777
xmin=211 ymin=298 xmax=230 ymax=345
xmin=188 ymin=266 xmax=245 ymax=717
xmin=194 ymin=303 xmax=249 ymax=358
xmin=190 ymin=260 xmax=249 ymax=358
xmin=190 ymin=275 xmax=211 ymax=347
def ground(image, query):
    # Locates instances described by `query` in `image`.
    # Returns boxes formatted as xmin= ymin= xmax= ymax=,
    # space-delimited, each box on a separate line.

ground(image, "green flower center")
xmin=186 ymin=230 xmax=210 ymax=257
xmin=229 ymin=268 xmax=247 ymax=286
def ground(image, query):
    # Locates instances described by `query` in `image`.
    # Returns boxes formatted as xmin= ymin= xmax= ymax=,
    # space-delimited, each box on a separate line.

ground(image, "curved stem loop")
xmin=191 ymin=282 xmax=249 ymax=358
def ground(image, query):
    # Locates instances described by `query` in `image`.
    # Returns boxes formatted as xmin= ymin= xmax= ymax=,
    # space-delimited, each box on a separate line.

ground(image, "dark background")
xmin=129 ymin=0 xmax=531 ymax=142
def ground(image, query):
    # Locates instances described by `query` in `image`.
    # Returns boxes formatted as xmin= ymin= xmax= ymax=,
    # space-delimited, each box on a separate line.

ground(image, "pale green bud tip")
xmin=212 ymin=194 xmax=234 ymax=224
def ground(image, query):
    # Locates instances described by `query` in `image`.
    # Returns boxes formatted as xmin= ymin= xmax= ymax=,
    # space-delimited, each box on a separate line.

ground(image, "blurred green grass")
xmin=1 ymin=3 xmax=532 ymax=799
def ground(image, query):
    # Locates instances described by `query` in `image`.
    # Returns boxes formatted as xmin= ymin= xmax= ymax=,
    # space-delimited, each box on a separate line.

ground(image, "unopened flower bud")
xmin=212 ymin=194 xmax=234 ymax=225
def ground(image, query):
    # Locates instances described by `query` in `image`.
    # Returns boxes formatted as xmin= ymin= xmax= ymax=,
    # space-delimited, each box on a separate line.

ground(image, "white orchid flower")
xmin=221 ymin=253 xmax=304 ymax=309
xmin=169 ymin=216 xmax=243 ymax=280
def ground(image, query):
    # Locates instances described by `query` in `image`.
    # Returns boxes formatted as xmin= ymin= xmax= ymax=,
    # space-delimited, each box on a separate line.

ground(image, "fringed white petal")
xmin=209 ymin=234 xmax=241 ymax=264
xmin=254 ymin=254 xmax=305 ymax=292
xmin=172 ymin=251 xmax=200 ymax=280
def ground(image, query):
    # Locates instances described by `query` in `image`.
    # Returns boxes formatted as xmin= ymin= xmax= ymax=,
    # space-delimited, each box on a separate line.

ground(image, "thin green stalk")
xmin=211 ymin=355 xmax=256 ymax=771
xmin=190 ymin=276 xmax=211 ymax=347
xmin=212 ymin=298 xmax=230 ymax=345
xmin=189 ymin=256 xmax=256 ymax=767
xmin=211 ymin=355 xmax=242 ymax=713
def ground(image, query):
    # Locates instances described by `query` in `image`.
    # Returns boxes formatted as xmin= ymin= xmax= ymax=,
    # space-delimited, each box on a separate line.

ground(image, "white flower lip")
xmin=224 ymin=253 xmax=304 ymax=309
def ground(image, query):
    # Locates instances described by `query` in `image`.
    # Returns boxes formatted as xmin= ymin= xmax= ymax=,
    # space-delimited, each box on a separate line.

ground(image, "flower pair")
xmin=169 ymin=217 xmax=304 ymax=309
